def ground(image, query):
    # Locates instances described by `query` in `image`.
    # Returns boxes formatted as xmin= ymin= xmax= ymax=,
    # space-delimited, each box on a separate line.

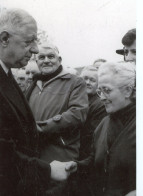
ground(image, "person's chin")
xmin=42 ymin=68 xmax=53 ymax=75
xmin=105 ymin=104 xmax=113 ymax=114
xmin=87 ymin=89 xmax=93 ymax=95
xmin=15 ymin=61 xmax=28 ymax=68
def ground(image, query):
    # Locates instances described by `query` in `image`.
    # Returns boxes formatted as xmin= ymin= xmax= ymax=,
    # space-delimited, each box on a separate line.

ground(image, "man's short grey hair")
xmin=82 ymin=65 xmax=98 ymax=72
xmin=0 ymin=8 xmax=37 ymax=33
xmin=80 ymin=65 xmax=98 ymax=78
xmin=37 ymin=42 xmax=60 ymax=58
xmin=98 ymin=62 xmax=136 ymax=90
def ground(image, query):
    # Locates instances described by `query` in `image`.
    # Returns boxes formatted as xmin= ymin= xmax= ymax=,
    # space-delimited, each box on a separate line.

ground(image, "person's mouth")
xmin=104 ymin=101 xmax=111 ymax=107
xmin=28 ymin=78 xmax=32 ymax=82
xmin=87 ymin=85 xmax=92 ymax=89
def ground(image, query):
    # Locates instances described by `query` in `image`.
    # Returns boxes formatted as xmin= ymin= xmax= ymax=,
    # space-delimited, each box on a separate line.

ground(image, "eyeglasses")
xmin=96 ymin=87 xmax=112 ymax=98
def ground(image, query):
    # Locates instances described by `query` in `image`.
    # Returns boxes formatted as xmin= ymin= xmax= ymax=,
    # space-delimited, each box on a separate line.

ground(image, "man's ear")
xmin=0 ymin=31 xmax=10 ymax=46
xmin=125 ymin=86 xmax=133 ymax=98
xmin=59 ymin=56 xmax=62 ymax=63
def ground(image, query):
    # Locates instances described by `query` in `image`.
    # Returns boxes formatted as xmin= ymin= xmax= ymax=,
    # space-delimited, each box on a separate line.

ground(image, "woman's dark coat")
xmin=78 ymin=103 xmax=136 ymax=196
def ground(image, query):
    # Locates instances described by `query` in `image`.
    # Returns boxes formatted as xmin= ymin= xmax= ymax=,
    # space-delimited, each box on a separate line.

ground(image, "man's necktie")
xmin=8 ymin=69 xmax=14 ymax=81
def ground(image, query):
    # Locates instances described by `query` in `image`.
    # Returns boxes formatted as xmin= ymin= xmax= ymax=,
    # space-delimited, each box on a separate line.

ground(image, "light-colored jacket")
xmin=26 ymin=69 xmax=88 ymax=162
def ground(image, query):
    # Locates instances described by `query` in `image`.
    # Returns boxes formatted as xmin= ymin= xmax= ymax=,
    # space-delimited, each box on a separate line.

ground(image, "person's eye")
xmin=48 ymin=55 xmax=55 ymax=59
xmin=25 ymin=38 xmax=37 ymax=46
xmin=83 ymin=76 xmax=88 ymax=80
xmin=25 ymin=40 xmax=33 ymax=46
xmin=31 ymin=71 xmax=36 ymax=74
xmin=39 ymin=56 xmax=45 ymax=60
xmin=131 ymin=50 xmax=136 ymax=55
xmin=104 ymin=88 xmax=112 ymax=94
xmin=91 ymin=79 xmax=96 ymax=82
xmin=26 ymin=72 xmax=30 ymax=75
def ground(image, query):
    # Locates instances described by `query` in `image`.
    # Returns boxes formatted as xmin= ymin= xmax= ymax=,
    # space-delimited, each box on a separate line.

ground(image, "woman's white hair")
xmin=0 ymin=8 xmax=37 ymax=33
xmin=98 ymin=61 xmax=136 ymax=89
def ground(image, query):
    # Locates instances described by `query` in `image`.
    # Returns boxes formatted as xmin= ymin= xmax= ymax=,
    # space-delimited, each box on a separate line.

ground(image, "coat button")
xmin=104 ymin=169 xmax=107 ymax=173
xmin=103 ymin=187 xmax=106 ymax=192
xmin=107 ymin=150 xmax=109 ymax=155
xmin=53 ymin=115 xmax=61 ymax=122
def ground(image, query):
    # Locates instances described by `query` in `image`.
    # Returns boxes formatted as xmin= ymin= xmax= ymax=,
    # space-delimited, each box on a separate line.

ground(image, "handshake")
xmin=50 ymin=160 xmax=77 ymax=181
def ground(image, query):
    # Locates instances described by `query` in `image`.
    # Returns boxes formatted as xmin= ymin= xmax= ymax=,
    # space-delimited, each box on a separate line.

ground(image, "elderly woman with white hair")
xmin=66 ymin=62 xmax=136 ymax=196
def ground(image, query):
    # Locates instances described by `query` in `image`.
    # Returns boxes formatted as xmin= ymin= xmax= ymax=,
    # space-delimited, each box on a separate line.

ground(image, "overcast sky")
xmin=1 ymin=0 xmax=136 ymax=67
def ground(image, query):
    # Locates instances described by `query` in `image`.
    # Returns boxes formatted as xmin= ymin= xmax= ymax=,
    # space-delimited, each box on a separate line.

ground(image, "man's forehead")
xmin=38 ymin=47 xmax=56 ymax=54
xmin=81 ymin=70 xmax=97 ymax=78
xmin=18 ymin=71 xmax=26 ymax=77
xmin=125 ymin=40 xmax=136 ymax=49
xmin=17 ymin=23 xmax=37 ymax=39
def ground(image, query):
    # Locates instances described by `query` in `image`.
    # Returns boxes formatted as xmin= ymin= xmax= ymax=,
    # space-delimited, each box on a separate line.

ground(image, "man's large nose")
xmin=44 ymin=56 xmax=50 ymax=63
xmin=86 ymin=79 xmax=90 ymax=85
xmin=30 ymin=42 xmax=39 ymax=54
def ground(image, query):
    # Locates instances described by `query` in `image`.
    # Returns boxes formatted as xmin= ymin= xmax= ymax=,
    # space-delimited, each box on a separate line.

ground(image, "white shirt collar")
xmin=0 ymin=59 xmax=9 ymax=75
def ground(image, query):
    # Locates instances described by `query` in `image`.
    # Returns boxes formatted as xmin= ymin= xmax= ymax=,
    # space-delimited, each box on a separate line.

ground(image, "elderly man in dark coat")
xmin=0 ymin=8 xmax=73 ymax=196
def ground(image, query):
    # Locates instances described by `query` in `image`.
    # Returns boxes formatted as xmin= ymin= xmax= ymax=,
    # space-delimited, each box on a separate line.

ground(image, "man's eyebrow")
xmin=38 ymin=53 xmax=45 ymax=55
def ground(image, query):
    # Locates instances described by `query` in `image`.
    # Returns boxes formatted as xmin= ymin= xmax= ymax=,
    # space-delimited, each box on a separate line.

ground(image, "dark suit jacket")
xmin=0 ymin=66 xmax=50 ymax=196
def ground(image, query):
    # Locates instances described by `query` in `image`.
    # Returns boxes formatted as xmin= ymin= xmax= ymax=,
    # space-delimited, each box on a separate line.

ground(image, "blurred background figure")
xmin=92 ymin=58 xmax=107 ymax=70
xmin=11 ymin=68 xmax=19 ymax=80
xmin=64 ymin=66 xmax=78 ymax=75
xmin=69 ymin=66 xmax=106 ymax=196
xmin=116 ymin=28 xmax=136 ymax=63
xmin=79 ymin=66 xmax=106 ymax=159
xmin=16 ymin=69 xmax=28 ymax=94
xmin=25 ymin=60 xmax=39 ymax=87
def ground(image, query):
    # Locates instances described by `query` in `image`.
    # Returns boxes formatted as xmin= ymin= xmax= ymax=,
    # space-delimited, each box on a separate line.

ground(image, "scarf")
xmin=33 ymin=65 xmax=63 ymax=82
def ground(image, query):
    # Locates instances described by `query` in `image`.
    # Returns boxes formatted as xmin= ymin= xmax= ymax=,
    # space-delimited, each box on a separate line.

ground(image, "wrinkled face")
xmin=81 ymin=70 xmax=98 ymax=95
xmin=98 ymin=72 xmax=131 ymax=113
xmin=36 ymin=48 xmax=61 ymax=75
xmin=124 ymin=40 xmax=136 ymax=63
xmin=26 ymin=63 xmax=39 ymax=84
xmin=5 ymin=21 xmax=38 ymax=68
xmin=16 ymin=70 xmax=28 ymax=92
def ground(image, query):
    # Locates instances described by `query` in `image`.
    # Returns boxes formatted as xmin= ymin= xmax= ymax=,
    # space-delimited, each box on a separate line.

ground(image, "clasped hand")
xmin=50 ymin=160 xmax=77 ymax=181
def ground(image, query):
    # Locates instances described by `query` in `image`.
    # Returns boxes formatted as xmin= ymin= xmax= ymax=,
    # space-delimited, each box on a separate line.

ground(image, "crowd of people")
xmin=0 ymin=8 xmax=136 ymax=196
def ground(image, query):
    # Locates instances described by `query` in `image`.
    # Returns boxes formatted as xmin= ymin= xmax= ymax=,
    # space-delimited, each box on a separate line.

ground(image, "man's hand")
xmin=50 ymin=160 xmax=70 ymax=181
xmin=65 ymin=161 xmax=77 ymax=173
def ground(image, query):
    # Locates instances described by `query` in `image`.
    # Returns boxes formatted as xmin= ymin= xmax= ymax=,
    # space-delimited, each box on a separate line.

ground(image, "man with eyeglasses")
xmin=116 ymin=28 xmax=136 ymax=63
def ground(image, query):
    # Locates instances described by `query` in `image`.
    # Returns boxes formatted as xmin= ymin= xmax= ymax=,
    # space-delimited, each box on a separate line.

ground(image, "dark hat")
xmin=116 ymin=49 xmax=124 ymax=55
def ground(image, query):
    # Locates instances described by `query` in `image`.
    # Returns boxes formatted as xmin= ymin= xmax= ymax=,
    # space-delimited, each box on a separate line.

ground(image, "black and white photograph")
xmin=0 ymin=0 xmax=139 ymax=195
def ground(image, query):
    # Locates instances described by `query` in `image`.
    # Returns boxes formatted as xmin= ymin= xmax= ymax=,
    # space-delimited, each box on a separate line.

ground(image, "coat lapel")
xmin=0 ymin=65 xmax=31 ymax=119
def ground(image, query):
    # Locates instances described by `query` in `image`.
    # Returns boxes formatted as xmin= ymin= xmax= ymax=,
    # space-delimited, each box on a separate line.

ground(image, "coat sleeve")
xmin=77 ymin=118 xmax=107 ymax=173
xmin=38 ymin=77 xmax=89 ymax=134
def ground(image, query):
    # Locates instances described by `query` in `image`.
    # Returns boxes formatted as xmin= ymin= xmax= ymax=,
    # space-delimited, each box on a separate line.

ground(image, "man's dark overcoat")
xmin=0 ymin=66 xmax=50 ymax=196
